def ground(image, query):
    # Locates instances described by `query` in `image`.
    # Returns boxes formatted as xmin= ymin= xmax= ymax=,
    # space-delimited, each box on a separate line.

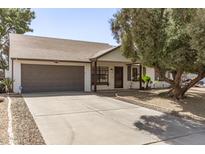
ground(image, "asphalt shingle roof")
xmin=10 ymin=34 xmax=116 ymax=62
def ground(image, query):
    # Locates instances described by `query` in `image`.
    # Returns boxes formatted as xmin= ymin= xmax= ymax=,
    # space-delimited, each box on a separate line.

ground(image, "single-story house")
xmin=5 ymin=34 xmax=170 ymax=93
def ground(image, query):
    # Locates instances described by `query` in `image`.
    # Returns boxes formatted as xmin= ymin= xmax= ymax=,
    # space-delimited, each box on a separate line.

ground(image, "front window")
xmin=97 ymin=67 xmax=109 ymax=85
xmin=128 ymin=65 xmax=146 ymax=82
xmin=94 ymin=66 xmax=109 ymax=85
xmin=132 ymin=67 xmax=139 ymax=81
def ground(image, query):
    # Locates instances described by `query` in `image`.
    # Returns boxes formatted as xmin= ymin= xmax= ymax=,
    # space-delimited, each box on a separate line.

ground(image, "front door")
xmin=114 ymin=67 xmax=123 ymax=88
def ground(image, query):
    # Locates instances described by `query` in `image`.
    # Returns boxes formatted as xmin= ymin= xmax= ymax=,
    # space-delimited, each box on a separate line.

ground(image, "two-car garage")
xmin=21 ymin=64 xmax=85 ymax=93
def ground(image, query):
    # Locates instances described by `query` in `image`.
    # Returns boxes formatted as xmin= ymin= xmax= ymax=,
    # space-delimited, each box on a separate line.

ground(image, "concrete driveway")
xmin=23 ymin=92 xmax=205 ymax=145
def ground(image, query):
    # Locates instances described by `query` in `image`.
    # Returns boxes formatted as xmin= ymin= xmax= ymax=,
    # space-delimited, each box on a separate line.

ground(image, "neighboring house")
xmin=182 ymin=73 xmax=205 ymax=85
xmin=5 ymin=34 xmax=170 ymax=93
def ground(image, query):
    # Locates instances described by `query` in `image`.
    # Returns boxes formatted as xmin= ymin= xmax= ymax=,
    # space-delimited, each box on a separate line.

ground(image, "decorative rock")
xmin=11 ymin=96 xmax=45 ymax=144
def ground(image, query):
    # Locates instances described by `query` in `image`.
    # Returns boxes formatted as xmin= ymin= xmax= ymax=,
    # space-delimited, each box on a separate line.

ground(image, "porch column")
xmin=139 ymin=64 xmax=142 ymax=90
xmin=94 ymin=60 xmax=97 ymax=92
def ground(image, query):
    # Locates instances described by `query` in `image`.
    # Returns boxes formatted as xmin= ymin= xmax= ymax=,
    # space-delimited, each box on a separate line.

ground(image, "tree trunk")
xmin=169 ymin=84 xmax=183 ymax=99
xmin=155 ymin=66 xmax=205 ymax=99
xmin=169 ymin=71 xmax=205 ymax=99
xmin=168 ymin=70 xmax=183 ymax=99
xmin=180 ymin=72 xmax=205 ymax=97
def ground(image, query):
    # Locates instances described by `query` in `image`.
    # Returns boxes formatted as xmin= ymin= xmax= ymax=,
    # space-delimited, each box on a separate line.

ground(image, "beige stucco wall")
xmin=6 ymin=59 xmax=91 ymax=93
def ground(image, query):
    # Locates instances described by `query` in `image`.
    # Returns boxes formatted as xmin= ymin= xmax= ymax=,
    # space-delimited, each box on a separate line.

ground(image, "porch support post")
xmin=94 ymin=60 xmax=97 ymax=92
xmin=139 ymin=64 xmax=142 ymax=90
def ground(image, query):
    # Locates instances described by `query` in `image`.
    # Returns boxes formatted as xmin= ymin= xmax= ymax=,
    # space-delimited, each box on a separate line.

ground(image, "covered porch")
xmin=89 ymin=46 xmax=150 ymax=92
xmin=91 ymin=60 xmax=144 ymax=92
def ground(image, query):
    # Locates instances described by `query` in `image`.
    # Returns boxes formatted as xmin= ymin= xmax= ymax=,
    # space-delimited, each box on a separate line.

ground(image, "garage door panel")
xmin=21 ymin=64 xmax=84 ymax=93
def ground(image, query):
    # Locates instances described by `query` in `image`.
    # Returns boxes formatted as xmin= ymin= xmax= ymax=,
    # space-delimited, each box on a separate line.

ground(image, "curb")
xmin=7 ymin=96 xmax=14 ymax=145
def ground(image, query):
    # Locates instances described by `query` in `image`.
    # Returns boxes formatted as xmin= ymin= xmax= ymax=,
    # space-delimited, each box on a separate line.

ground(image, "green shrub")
xmin=142 ymin=75 xmax=152 ymax=89
xmin=0 ymin=78 xmax=14 ymax=93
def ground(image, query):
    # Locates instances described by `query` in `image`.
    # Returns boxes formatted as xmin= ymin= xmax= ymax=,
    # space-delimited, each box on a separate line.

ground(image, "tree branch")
xmin=181 ymin=70 xmax=205 ymax=95
xmin=154 ymin=67 xmax=175 ymax=85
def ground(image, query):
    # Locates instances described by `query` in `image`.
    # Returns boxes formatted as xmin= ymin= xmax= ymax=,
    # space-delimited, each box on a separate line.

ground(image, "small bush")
xmin=0 ymin=78 xmax=14 ymax=93
xmin=142 ymin=75 xmax=152 ymax=89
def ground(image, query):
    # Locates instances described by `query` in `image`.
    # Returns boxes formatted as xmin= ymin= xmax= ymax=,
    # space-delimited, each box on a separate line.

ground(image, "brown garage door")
xmin=21 ymin=64 xmax=84 ymax=93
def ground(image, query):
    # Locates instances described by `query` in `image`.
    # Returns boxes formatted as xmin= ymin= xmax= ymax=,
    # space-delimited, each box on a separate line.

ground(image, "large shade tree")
xmin=0 ymin=8 xmax=35 ymax=71
xmin=110 ymin=8 xmax=205 ymax=99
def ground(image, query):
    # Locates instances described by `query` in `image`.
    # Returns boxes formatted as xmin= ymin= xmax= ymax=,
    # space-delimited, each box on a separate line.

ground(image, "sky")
xmin=26 ymin=8 xmax=119 ymax=46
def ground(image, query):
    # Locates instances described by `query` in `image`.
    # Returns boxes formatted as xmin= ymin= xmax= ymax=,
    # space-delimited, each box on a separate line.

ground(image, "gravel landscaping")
xmin=10 ymin=95 xmax=45 ymax=145
xmin=0 ymin=96 xmax=9 ymax=144
xmin=0 ymin=94 xmax=45 ymax=145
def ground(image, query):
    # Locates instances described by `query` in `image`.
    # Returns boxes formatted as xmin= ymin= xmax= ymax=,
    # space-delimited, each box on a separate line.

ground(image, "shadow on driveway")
xmin=134 ymin=113 xmax=205 ymax=144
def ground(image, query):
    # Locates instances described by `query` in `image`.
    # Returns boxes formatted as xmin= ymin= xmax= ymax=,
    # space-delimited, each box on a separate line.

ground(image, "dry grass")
xmin=116 ymin=87 xmax=205 ymax=122
xmin=98 ymin=87 xmax=205 ymax=122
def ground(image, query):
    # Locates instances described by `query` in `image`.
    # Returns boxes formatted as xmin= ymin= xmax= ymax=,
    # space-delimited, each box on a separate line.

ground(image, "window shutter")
xmin=127 ymin=65 xmax=131 ymax=81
